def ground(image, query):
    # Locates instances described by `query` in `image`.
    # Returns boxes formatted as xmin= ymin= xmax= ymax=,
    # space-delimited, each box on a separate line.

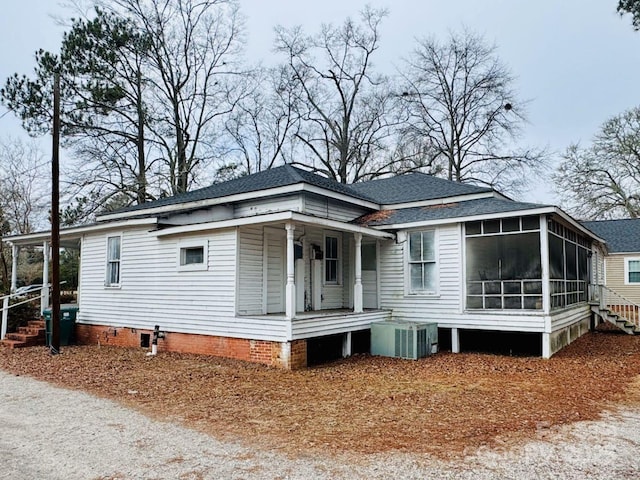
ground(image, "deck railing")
xmin=589 ymin=284 xmax=640 ymax=330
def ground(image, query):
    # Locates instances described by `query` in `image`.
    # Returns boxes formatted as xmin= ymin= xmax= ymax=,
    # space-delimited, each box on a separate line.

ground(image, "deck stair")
xmin=0 ymin=320 xmax=46 ymax=348
xmin=590 ymin=285 xmax=640 ymax=335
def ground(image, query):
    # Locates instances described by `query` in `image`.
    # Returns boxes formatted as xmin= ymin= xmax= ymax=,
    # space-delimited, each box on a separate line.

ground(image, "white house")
xmin=3 ymin=165 xmax=611 ymax=367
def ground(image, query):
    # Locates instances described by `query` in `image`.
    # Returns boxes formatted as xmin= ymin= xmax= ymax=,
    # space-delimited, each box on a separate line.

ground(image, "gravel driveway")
xmin=1 ymin=370 xmax=639 ymax=480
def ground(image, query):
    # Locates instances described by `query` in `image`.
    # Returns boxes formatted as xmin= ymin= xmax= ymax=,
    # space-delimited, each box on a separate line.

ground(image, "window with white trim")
xmin=325 ymin=234 xmax=339 ymax=284
xmin=178 ymin=241 xmax=208 ymax=271
xmin=408 ymin=230 xmax=437 ymax=294
xmin=105 ymin=235 xmax=121 ymax=287
xmin=625 ymin=258 xmax=640 ymax=284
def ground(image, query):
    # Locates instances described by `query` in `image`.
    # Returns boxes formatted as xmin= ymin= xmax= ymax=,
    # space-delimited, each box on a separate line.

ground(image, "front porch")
xmin=241 ymin=308 xmax=392 ymax=339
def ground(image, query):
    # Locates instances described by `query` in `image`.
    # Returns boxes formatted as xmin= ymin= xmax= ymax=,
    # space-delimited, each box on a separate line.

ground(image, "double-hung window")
xmin=325 ymin=235 xmax=339 ymax=284
xmin=626 ymin=258 xmax=640 ymax=284
xmin=106 ymin=235 xmax=121 ymax=287
xmin=408 ymin=230 xmax=436 ymax=294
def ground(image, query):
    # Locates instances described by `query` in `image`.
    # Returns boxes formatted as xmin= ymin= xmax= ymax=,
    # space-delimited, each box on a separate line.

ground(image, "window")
xmin=325 ymin=235 xmax=339 ymax=283
xmin=178 ymin=241 xmax=208 ymax=271
xmin=408 ymin=230 xmax=436 ymax=294
xmin=548 ymin=219 xmax=590 ymax=308
xmin=105 ymin=235 xmax=121 ymax=287
xmin=625 ymin=258 xmax=640 ymax=284
xmin=465 ymin=216 xmax=543 ymax=310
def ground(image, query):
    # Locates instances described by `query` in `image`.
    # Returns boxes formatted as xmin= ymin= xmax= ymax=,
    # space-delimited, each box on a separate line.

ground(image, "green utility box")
xmin=44 ymin=306 xmax=79 ymax=347
xmin=371 ymin=320 xmax=438 ymax=360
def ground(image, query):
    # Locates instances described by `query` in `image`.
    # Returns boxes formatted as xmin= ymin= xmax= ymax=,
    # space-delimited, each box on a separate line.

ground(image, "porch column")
xmin=353 ymin=233 xmax=363 ymax=313
xmin=285 ymin=223 xmax=296 ymax=320
xmin=10 ymin=244 xmax=18 ymax=292
xmin=539 ymin=215 xmax=551 ymax=315
xmin=41 ymin=241 xmax=50 ymax=314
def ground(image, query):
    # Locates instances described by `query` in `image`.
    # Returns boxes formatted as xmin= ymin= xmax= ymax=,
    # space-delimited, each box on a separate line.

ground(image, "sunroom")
xmin=464 ymin=214 xmax=592 ymax=315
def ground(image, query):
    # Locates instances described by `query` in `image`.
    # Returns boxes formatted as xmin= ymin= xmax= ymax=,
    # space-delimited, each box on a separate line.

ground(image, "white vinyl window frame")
xmin=624 ymin=257 xmax=640 ymax=285
xmin=323 ymin=232 xmax=341 ymax=285
xmin=405 ymin=229 xmax=439 ymax=296
xmin=177 ymin=239 xmax=209 ymax=272
xmin=105 ymin=234 xmax=122 ymax=288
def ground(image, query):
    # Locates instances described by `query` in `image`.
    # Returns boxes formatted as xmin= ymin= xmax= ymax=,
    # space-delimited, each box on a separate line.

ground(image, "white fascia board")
xmin=97 ymin=183 xmax=379 ymax=222
xmin=96 ymin=184 xmax=308 ymax=221
xmin=155 ymin=211 xmax=393 ymax=239
xmin=371 ymin=206 xmax=558 ymax=230
xmin=552 ymin=208 xmax=607 ymax=244
xmin=4 ymin=218 xmax=158 ymax=247
xmin=372 ymin=206 xmax=607 ymax=243
xmin=289 ymin=212 xmax=393 ymax=239
xmin=380 ymin=191 xmax=497 ymax=210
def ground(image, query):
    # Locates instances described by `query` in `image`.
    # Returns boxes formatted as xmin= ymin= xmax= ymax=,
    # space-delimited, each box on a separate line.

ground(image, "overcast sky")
xmin=1 ymin=0 xmax=639 ymax=205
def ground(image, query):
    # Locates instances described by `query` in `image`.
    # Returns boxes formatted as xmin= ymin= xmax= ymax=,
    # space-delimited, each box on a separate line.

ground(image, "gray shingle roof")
xmin=105 ymin=165 xmax=500 ymax=218
xmin=349 ymin=172 xmax=492 ymax=204
xmin=581 ymin=219 xmax=640 ymax=253
xmin=354 ymin=197 xmax=549 ymax=226
xmin=109 ymin=165 xmax=377 ymax=215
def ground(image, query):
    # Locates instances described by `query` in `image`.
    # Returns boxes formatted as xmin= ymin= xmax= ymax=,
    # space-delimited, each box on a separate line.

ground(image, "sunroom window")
xmin=465 ymin=217 xmax=542 ymax=310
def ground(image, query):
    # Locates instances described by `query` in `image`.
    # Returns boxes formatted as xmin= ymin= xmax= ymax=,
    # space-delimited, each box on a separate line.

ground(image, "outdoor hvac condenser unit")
xmin=370 ymin=320 xmax=438 ymax=360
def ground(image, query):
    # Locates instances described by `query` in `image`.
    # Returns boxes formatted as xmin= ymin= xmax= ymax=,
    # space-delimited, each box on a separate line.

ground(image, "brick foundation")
xmin=75 ymin=324 xmax=307 ymax=369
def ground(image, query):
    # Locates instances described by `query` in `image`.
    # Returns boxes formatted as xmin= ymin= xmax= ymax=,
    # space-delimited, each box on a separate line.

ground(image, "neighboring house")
xmin=3 ymin=165 xmax=608 ymax=368
xmin=582 ymin=219 xmax=640 ymax=334
xmin=582 ymin=219 xmax=640 ymax=303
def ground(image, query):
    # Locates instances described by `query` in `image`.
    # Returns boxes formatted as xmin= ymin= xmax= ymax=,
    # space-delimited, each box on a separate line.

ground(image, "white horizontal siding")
xmin=237 ymin=226 xmax=264 ymax=315
xmin=291 ymin=310 xmax=391 ymax=339
xmin=303 ymin=193 xmax=370 ymax=222
xmin=550 ymin=305 xmax=591 ymax=332
xmin=78 ymin=227 xmax=288 ymax=341
xmin=234 ymin=195 xmax=302 ymax=217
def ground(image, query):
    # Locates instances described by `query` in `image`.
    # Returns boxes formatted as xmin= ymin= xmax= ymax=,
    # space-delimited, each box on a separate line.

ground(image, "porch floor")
xmin=244 ymin=308 xmax=390 ymax=321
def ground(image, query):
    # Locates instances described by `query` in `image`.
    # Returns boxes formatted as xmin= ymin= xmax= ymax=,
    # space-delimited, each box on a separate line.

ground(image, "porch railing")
xmin=0 ymin=288 xmax=47 ymax=340
xmin=589 ymin=284 xmax=640 ymax=330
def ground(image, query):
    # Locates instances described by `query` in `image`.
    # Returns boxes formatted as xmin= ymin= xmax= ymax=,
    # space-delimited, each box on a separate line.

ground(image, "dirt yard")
xmin=1 ymin=328 xmax=639 ymax=460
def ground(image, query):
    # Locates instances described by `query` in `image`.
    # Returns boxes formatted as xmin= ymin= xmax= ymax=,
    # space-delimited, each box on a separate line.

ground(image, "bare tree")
xmin=0 ymin=138 xmax=49 ymax=291
xmin=106 ymin=0 xmax=246 ymax=194
xmin=2 ymin=7 xmax=161 ymax=219
xmin=554 ymin=106 xmax=640 ymax=220
xmin=399 ymin=30 xmax=546 ymax=193
xmin=221 ymin=65 xmax=300 ymax=178
xmin=619 ymin=0 xmax=640 ymax=29
xmin=275 ymin=6 xmax=398 ymax=184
